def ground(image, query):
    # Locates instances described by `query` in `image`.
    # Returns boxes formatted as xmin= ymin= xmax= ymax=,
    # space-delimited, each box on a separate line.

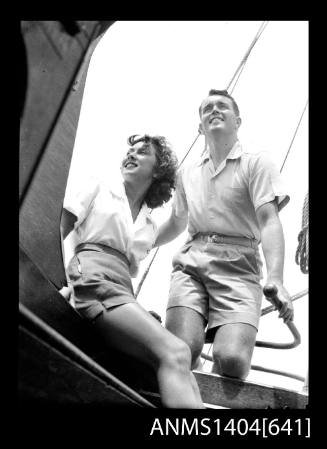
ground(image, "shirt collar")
xmin=140 ymin=201 xmax=152 ymax=219
xmin=110 ymin=172 xmax=155 ymax=224
xmin=133 ymin=200 xmax=156 ymax=232
xmin=197 ymin=140 xmax=243 ymax=166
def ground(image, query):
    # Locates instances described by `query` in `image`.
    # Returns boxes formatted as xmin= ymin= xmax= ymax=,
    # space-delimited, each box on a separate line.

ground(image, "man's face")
xmin=199 ymin=94 xmax=241 ymax=136
xmin=121 ymin=140 xmax=158 ymax=183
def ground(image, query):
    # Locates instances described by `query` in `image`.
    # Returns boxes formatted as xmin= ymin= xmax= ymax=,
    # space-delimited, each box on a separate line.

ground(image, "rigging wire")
xmin=135 ymin=21 xmax=269 ymax=299
xmin=227 ymin=21 xmax=269 ymax=94
xmin=135 ymin=247 xmax=159 ymax=298
xmin=228 ymin=62 xmax=247 ymax=96
xmin=280 ymin=100 xmax=308 ymax=173
xmin=178 ymin=132 xmax=201 ymax=168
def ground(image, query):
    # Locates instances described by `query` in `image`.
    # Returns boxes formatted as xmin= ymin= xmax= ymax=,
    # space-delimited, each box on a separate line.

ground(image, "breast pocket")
xmin=221 ymin=187 xmax=245 ymax=211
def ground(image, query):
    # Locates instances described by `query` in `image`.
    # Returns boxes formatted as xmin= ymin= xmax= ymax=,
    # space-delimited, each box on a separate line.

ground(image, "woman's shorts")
xmin=67 ymin=243 xmax=136 ymax=321
xmin=167 ymin=238 xmax=263 ymax=335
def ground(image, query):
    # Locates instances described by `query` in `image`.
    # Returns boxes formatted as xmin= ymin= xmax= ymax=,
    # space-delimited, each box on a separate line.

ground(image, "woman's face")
xmin=121 ymin=141 xmax=158 ymax=183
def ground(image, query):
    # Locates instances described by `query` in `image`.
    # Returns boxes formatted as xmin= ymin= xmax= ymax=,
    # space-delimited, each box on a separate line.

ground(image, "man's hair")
xmin=127 ymin=134 xmax=178 ymax=209
xmin=199 ymin=89 xmax=240 ymax=117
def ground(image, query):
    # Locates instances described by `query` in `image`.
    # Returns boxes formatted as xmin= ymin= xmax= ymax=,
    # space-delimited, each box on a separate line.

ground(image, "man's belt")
xmin=193 ymin=232 xmax=257 ymax=249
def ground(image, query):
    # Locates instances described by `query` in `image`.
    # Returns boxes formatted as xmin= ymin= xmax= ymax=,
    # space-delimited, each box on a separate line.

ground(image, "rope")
xmin=134 ymin=247 xmax=159 ymax=298
xmin=250 ymin=364 xmax=305 ymax=382
xmin=135 ymin=22 xmax=268 ymax=298
xmin=295 ymin=193 xmax=309 ymax=274
xmin=178 ymin=132 xmax=200 ymax=167
xmin=280 ymin=100 xmax=308 ymax=173
xmin=227 ymin=21 xmax=269 ymax=94
xmin=228 ymin=62 xmax=247 ymax=96
xmin=200 ymin=354 xmax=305 ymax=382
xmin=279 ymin=101 xmax=308 ymax=274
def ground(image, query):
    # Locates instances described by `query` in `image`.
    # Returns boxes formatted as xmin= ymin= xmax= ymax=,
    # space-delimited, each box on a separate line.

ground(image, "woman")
xmin=61 ymin=134 xmax=204 ymax=408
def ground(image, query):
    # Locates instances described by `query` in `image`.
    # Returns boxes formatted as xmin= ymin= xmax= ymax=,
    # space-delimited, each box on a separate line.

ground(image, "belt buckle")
xmin=210 ymin=234 xmax=222 ymax=244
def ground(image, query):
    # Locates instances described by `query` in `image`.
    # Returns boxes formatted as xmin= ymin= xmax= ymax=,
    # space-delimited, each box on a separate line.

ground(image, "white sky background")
xmin=65 ymin=21 xmax=308 ymax=393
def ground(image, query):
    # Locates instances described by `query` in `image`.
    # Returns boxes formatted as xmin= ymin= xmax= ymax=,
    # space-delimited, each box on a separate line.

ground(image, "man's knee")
xmin=165 ymin=308 xmax=205 ymax=365
xmin=212 ymin=348 xmax=251 ymax=379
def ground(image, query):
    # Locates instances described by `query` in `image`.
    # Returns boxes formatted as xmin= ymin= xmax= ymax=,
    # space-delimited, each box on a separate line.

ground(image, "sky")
xmin=65 ymin=21 xmax=308 ymax=393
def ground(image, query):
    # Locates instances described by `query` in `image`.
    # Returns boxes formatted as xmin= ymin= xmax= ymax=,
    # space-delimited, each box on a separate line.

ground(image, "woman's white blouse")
xmin=63 ymin=174 xmax=157 ymax=277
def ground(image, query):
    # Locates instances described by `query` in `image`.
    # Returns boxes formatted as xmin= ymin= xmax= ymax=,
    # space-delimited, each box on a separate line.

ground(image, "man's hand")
xmin=266 ymin=281 xmax=294 ymax=323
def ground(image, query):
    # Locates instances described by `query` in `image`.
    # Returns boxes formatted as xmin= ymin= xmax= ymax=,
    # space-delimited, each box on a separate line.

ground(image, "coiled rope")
xmin=279 ymin=99 xmax=308 ymax=274
xmin=295 ymin=192 xmax=309 ymax=274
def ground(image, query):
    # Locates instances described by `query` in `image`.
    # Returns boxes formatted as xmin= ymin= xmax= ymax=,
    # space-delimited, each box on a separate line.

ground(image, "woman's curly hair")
xmin=127 ymin=134 xmax=178 ymax=209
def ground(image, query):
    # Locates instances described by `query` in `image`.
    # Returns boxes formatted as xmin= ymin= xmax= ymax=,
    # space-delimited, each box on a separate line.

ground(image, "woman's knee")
xmin=175 ymin=339 xmax=202 ymax=369
xmin=164 ymin=328 xmax=203 ymax=368
xmin=159 ymin=337 xmax=192 ymax=372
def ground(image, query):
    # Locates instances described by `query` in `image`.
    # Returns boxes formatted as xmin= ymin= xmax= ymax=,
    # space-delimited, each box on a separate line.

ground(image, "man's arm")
xmin=256 ymin=200 xmax=294 ymax=323
xmin=154 ymin=168 xmax=188 ymax=247
xmin=154 ymin=210 xmax=187 ymax=247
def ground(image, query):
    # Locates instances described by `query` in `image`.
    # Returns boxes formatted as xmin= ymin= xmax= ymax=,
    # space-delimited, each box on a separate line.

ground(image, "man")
xmin=155 ymin=89 xmax=294 ymax=380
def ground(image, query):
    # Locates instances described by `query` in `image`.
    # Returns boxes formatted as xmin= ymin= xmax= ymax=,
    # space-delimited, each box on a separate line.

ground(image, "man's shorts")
xmin=67 ymin=243 xmax=136 ymax=321
xmin=167 ymin=238 xmax=263 ymax=336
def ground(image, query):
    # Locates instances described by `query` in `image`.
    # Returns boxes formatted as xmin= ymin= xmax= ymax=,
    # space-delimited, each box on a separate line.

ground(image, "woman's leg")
xmin=93 ymin=302 xmax=204 ymax=408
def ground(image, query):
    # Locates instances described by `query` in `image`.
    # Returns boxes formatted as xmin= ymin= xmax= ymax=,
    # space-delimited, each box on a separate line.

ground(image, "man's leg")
xmin=211 ymin=323 xmax=257 ymax=380
xmin=166 ymin=306 xmax=206 ymax=370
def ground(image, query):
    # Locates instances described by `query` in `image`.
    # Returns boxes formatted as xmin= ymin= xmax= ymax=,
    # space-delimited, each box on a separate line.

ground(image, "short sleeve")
xmin=171 ymin=169 xmax=188 ymax=219
xmin=63 ymin=176 xmax=100 ymax=227
xmin=249 ymin=152 xmax=290 ymax=212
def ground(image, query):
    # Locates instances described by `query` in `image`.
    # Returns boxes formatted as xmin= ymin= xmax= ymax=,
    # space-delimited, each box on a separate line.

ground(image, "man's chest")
xmin=184 ymin=162 xmax=249 ymax=203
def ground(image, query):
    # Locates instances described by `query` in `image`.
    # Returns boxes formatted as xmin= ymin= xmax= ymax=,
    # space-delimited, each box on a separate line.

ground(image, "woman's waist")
xmin=75 ymin=242 xmax=129 ymax=265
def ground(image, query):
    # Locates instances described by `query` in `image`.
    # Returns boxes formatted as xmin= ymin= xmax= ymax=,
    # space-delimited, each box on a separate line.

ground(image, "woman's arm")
xmin=154 ymin=210 xmax=187 ymax=247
